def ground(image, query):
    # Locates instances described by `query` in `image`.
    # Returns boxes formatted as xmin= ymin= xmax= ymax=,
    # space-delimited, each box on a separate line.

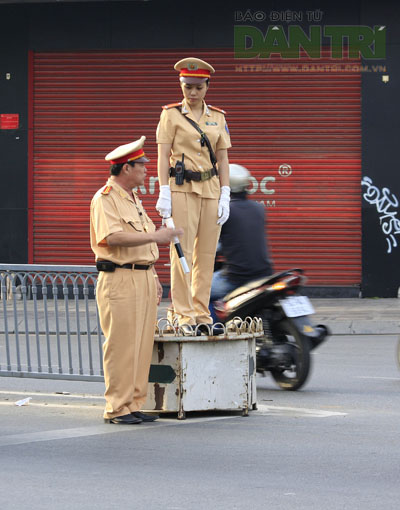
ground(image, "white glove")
xmin=217 ymin=186 xmax=230 ymax=225
xmin=156 ymin=185 xmax=172 ymax=218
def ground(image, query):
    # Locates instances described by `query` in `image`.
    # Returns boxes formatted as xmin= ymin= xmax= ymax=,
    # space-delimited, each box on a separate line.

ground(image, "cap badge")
xmin=188 ymin=63 xmax=198 ymax=71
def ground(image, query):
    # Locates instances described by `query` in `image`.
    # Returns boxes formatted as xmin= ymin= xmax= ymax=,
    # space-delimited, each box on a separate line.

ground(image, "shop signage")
xmin=0 ymin=114 xmax=19 ymax=129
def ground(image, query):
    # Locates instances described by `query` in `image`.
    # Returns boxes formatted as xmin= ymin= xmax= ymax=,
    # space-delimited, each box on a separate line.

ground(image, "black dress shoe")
xmin=104 ymin=413 xmax=142 ymax=424
xmin=132 ymin=411 xmax=159 ymax=422
xmin=196 ymin=324 xmax=212 ymax=336
xmin=210 ymin=324 xmax=225 ymax=336
xmin=195 ymin=323 xmax=225 ymax=336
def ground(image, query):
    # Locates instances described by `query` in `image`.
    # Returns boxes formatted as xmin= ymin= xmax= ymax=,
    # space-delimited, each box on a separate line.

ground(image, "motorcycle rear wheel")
xmin=269 ymin=319 xmax=311 ymax=391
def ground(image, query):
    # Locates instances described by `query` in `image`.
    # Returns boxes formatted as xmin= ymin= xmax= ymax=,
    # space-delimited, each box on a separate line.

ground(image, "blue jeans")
xmin=209 ymin=270 xmax=238 ymax=323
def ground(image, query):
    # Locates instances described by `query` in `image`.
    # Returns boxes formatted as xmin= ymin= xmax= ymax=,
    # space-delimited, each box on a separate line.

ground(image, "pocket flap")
xmin=122 ymin=216 xmax=143 ymax=232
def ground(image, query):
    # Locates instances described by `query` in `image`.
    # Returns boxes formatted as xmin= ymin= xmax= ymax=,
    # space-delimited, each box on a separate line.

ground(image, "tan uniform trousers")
xmin=171 ymin=191 xmax=221 ymax=325
xmin=96 ymin=268 xmax=157 ymax=419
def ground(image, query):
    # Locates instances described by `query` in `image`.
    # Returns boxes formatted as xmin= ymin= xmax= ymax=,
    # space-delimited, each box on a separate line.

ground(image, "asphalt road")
xmin=1 ymin=334 xmax=400 ymax=510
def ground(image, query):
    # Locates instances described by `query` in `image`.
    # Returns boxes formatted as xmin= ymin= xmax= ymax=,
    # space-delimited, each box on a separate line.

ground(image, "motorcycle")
xmin=213 ymin=268 xmax=330 ymax=391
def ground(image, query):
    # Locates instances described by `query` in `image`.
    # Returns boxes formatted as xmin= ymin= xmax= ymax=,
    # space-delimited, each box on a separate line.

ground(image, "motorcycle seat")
xmin=222 ymin=268 xmax=303 ymax=302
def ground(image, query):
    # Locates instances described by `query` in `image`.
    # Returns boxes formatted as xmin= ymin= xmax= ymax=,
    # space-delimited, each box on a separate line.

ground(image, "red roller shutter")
xmin=29 ymin=49 xmax=361 ymax=286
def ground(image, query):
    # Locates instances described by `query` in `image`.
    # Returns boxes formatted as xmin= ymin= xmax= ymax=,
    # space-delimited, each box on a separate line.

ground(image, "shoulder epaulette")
xmin=208 ymin=104 xmax=226 ymax=115
xmin=162 ymin=102 xmax=183 ymax=110
xmin=101 ymin=185 xmax=112 ymax=195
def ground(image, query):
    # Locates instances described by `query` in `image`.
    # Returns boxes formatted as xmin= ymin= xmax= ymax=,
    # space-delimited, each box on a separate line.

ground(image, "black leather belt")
xmin=169 ymin=167 xmax=218 ymax=182
xmin=96 ymin=260 xmax=153 ymax=272
xmin=116 ymin=264 xmax=153 ymax=270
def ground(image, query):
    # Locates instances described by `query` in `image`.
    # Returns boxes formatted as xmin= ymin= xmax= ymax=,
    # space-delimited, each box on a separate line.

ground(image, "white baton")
xmin=164 ymin=217 xmax=190 ymax=274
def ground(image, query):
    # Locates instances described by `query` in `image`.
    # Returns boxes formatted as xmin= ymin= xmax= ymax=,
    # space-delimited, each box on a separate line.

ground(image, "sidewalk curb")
xmin=313 ymin=317 xmax=400 ymax=336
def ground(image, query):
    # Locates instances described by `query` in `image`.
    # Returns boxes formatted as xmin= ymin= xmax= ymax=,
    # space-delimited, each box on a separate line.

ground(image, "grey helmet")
xmin=229 ymin=164 xmax=251 ymax=193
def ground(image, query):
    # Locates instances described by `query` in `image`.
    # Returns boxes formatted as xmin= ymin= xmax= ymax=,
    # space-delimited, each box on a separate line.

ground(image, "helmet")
xmin=229 ymin=164 xmax=251 ymax=193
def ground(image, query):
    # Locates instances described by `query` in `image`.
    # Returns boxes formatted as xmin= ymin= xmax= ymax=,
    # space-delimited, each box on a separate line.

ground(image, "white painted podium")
xmin=144 ymin=321 xmax=261 ymax=419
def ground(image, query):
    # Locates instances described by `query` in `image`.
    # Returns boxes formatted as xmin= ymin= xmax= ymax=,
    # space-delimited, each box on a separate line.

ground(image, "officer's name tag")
xmin=205 ymin=121 xmax=218 ymax=126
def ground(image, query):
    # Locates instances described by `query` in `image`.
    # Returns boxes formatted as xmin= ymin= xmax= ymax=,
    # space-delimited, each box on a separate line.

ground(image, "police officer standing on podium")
xmin=90 ymin=136 xmax=182 ymax=424
xmin=156 ymin=57 xmax=231 ymax=334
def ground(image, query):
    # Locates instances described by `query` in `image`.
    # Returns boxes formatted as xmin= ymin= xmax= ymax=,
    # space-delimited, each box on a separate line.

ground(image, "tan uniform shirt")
xmin=90 ymin=177 xmax=159 ymax=266
xmin=156 ymin=99 xmax=231 ymax=198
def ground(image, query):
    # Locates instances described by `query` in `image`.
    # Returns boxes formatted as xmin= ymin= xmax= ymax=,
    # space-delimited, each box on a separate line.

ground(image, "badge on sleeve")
xmin=225 ymin=123 xmax=230 ymax=135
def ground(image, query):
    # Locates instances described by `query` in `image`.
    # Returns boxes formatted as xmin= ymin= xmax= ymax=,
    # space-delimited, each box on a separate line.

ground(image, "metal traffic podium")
xmin=144 ymin=319 xmax=262 ymax=419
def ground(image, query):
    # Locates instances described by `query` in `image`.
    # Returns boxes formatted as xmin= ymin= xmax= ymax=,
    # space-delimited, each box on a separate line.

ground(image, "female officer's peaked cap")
xmin=174 ymin=57 xmax=215 ymax=84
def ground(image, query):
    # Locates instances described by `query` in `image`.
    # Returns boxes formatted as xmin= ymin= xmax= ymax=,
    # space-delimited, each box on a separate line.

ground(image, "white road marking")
xmin=0 ymin=413 xmax=238 ymax=447
xmin=353 ymin=376 xmax=400 ymax=381
xmin=0 ymin=390 xmax=103 ymax=400
xmin=0 ymin=426 xmax=124 ymax=447
xmin=0 ymin=401 xmax=101 ymax=409
xmin=257 ymin=404 xmax=347 ymax=418
xmin=0 ymin=393 xmax=347 ymax=448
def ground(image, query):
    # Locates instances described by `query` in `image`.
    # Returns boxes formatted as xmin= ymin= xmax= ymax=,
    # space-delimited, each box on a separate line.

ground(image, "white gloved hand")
xmin=156 ymin=185 xmax=172 ymax=218
xmin=217 ymin=186 xmax=230 ymax=225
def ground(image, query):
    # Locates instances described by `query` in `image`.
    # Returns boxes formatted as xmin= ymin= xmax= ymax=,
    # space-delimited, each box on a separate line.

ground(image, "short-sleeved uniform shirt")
xmin=156 ymin=98 xmax=231 ymax=198
xmin=90 ymin=177 xmax=159 ymax=266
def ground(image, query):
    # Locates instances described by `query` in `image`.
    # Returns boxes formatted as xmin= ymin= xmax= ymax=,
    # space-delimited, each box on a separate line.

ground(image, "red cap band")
xmin=179 ymin=68 xmax=211 ymax=79
xmin=110 ymin=149 xmax=146 ymax=165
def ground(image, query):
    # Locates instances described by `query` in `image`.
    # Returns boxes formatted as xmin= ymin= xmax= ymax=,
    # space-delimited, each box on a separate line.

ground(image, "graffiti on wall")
xmin=362 ymin=176 xmax=400 ymax=254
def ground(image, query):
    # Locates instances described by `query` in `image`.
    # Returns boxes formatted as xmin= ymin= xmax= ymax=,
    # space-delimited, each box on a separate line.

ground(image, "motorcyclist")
xmin=210 ymin=164 xmax=273 ymax=322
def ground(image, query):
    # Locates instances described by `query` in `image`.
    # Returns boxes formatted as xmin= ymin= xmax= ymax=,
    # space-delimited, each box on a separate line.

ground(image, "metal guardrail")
xmin=0 ymin=264 xmax=104 ymax=381
xmin=0 ymin=264 xmax=264 ymax=383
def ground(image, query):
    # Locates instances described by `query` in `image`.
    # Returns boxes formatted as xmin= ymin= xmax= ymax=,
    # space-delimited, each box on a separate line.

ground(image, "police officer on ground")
xmin=90 ymin=136 xmax=183 ymax=424
xmin=210 ymin=164 xmax=273 ymax=318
